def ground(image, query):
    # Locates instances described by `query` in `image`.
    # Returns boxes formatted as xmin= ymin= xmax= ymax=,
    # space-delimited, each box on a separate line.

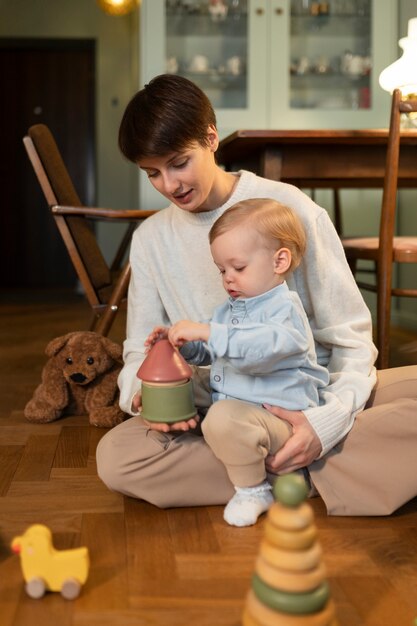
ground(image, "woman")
xmin=96 ymin=74 xmax=417 ymax=516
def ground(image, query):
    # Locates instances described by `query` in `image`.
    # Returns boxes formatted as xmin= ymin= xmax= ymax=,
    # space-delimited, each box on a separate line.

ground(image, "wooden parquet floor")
xmin=1 ymin=290 xmax=417 ymax=626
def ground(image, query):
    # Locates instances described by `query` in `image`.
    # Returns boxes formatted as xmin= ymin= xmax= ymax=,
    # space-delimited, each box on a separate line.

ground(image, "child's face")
xmin=210 ymin=225 xmax=283 ymax=299
xmin=138 ymin=131 xmax=220 ymax=213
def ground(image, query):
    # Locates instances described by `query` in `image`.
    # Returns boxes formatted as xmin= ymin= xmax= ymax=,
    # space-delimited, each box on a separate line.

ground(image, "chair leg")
xmin=376 ymin=268 xmax=392 ymax=370
xmin=333 ymin=189 xmax=342 ymax=236
xmin=376 ymin=319 xmax=390 ymax=370
xmin=347 ymin=257 xmax=357 ymax=277
xmin=94 ymin=262 xmax=131 ymax=336
xmin=110 ymin=222 xmax=137 ymax=272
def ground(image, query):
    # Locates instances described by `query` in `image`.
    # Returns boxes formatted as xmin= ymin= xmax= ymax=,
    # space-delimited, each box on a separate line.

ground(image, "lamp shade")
xmin=97 ymin=0 xmax=139 ymax=16
xmin=379 ymin=18 xmax=417 ymax=95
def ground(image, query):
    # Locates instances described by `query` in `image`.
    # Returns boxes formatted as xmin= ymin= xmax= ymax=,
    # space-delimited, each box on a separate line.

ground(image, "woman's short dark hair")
xmin=118 ymin=74 xmax=217 ymax=163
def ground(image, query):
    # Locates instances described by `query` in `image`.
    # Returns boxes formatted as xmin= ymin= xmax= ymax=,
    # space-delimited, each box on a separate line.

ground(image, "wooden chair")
xmin=343 ymin=89 xmax=417 ymax=369
xmin=23 ymin=123 xmax=156 ymax=336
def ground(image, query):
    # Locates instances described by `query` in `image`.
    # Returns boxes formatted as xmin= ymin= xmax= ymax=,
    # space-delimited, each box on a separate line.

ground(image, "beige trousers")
xmin=96 ymin=365 xmax=417 ymax=516
xmin=201 ymin=399 xmax=292 ymax=487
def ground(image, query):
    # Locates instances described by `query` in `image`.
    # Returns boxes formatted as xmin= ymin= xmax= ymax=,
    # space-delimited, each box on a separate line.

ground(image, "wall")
xmin=0 ymin=0 xmax=139 ymax=263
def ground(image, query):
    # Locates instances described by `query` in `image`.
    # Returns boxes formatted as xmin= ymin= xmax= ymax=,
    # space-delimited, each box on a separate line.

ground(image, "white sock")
xmin=223 ymin=480 xmax=273 ymax=527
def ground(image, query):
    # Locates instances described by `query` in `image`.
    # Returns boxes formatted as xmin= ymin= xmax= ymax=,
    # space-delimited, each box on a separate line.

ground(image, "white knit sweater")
xmin=119 ymin=170 xmax=377 ymax=456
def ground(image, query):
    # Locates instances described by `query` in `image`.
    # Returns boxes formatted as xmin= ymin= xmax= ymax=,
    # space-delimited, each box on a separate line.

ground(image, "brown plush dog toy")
xmin=24 ymin=331 xmax=126 ymax=427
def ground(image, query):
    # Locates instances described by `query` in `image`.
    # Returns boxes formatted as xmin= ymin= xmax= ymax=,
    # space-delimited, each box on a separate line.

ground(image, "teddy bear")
xmin=24 ymin=331 xmax=126 ymax=428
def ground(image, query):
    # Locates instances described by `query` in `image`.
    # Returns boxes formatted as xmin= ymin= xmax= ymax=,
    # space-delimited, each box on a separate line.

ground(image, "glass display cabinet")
xmin=289 ymin=0 xmax=372 ymax=111
xmin=140 ymin=0 xmax=397 ymax=135
xmin=138 ymin=0 xmax=397 ymax=210
xmin=165 ymin=0 xmax=250 ymax=111
xmin=141 ymin=0 xmax=268 ymax=132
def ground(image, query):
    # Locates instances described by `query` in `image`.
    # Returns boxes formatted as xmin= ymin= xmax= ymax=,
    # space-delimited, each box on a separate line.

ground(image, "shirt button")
xmin=231 ymin=317 xmax=239 ymax=325
xmin=213 ymin=375 xmax=221 ymax=382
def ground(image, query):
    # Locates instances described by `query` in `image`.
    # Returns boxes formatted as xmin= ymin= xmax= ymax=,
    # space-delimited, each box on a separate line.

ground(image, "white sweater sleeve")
xmin=295 ymin=209 xmax=377 ymax=456
xmin=116 ymin=204 xmax=227 ymax=415
xmin=117 ymin=228 xmax=169 ymax=415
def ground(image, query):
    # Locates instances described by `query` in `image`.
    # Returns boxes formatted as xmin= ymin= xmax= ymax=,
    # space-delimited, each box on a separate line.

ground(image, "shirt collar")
xmin=228 ymin=282 xmax=288 ymax=313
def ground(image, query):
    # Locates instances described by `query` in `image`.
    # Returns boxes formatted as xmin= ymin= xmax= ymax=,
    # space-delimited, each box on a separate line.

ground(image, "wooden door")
xmin=0 ymin=38 xmax=95 ymax=288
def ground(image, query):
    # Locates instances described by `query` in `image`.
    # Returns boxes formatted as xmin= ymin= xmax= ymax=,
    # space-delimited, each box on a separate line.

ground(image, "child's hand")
xmin=144 ymin=326 xmax=169 ymax=352
xmin=168 ymin=320 xmax=210 ymax=347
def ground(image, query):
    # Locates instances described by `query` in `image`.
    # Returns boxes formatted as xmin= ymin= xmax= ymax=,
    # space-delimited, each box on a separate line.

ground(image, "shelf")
xmin=290 ymin=72 xmax=370 ymax=86
xmin=290 ymin=101 xmax=370 ymax=110
xmin=166 ymin=13 xmax=247 ymax=37
xmin=290 ymin=14 xmax=370 ymax=36
xmin=179 ymin=70 xmax=246 ymax=91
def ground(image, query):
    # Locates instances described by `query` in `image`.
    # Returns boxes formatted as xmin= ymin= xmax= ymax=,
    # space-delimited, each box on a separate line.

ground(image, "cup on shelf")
xmin=166 ymin=56 xmax=179 ymax=74
xmin=226 ymin=56 xmax=243 ymax=75
xmin=208 ymin=0 xmax=228 ymax=21
xmin=296 ymin=56 xmax=311 ymax=75
xmin=315 ymin=55 xmax=331 ymax=74
xmin=341 ymin=51 xmax=370 ymax=77
xmin=189 ymin=54 xmax=209 ymax=73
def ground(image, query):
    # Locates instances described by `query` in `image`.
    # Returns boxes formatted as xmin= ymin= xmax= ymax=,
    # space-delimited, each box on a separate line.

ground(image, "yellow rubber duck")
xmin=11 ymin=524 xmax=89 ymax=599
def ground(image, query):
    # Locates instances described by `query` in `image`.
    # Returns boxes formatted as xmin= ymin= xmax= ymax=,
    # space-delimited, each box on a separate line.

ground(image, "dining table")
xmin=217 ymin=129 xmax=417 ymax=190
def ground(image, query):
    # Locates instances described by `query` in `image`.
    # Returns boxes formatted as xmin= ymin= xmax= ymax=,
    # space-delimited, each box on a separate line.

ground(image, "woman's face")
xmin=138 ymin=128 xmax=220 ymax=213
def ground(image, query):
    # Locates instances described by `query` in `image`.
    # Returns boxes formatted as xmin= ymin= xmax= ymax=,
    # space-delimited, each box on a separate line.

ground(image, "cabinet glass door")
xmin=269 ymin=0 xmax=396 ymax=129
xmin=290 ymin=0 xmax=372 ymax=111
xmin=165 ymin=0 xmax=249 ymax=110
xmin=140 ymin=0 xmax=396 ymax=138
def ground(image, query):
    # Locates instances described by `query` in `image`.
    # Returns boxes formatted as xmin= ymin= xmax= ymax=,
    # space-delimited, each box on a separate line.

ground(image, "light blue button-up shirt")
xmin=181 ymin=282 xmax=329 ymax=410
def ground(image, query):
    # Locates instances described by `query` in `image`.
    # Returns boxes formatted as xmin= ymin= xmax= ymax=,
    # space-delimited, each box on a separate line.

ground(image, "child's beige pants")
xmin=201 ymin=398 xmax=292 ymax=488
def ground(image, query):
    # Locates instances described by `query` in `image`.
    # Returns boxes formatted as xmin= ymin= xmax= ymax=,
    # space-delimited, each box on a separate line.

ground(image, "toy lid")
xmin=137 ymin=339 xmax=193 ymax=383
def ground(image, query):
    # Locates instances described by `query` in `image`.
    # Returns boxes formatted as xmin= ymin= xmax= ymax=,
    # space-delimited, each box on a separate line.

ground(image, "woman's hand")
xmin=133 ymin=389 xmax=200 ymax=432
xmin=132 ymin=391 xmax=142 ymax=413
xmin=168 ymin=320 xmax=210 ymax=347
xmin=143 ymin=415 xmax=200 ymax=433
xmin=264 ymin=405 xmax=322 ymax=474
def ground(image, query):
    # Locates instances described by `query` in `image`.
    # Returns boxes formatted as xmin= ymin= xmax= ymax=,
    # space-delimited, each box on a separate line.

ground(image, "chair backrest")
xmin=23 ymin=124 xmax=111 ymax=297
xmin=377 ymin=90 xmax=417 ymax=297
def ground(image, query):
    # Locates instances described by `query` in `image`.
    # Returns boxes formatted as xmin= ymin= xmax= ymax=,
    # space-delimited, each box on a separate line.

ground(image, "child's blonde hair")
xmin=209 ymin=198 xmax=306 ymax=273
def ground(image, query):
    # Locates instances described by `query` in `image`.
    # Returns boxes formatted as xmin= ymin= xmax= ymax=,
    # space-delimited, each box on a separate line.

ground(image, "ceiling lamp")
xmin=97 ymin=0 xmax=139 ymax=16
